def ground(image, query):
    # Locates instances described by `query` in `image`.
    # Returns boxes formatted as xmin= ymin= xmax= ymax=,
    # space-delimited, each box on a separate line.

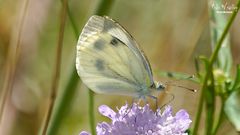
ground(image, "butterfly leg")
xmin=139 ymin=95 xmax=147 ymax=104
xmin=159 ymin=91 xmax=175 ymax=110
xmin=123 ymin=97 xmax=138 ymax=118
xmin=147 ymin=95 xmax=158 ymax=109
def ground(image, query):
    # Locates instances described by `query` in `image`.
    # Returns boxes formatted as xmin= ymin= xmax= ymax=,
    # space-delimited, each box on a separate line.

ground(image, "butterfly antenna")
xmin=167 ymin=83 xmax=197 ymax=92
xmin=164 ymin=75 xmax=197 ymax=92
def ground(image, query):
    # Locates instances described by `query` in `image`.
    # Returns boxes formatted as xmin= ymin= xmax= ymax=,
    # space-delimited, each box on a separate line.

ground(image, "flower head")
xmin=80 ymin=103 xmax=191 ymax=135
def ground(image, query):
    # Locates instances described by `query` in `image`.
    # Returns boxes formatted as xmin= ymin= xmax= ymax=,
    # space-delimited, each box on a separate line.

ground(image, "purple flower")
xmin=80 ymin=103 xmax=191 ymax=135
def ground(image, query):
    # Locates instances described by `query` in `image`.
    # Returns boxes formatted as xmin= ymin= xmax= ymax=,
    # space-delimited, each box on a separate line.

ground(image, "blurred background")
xmin=0 ymin=0 xmax=239 ymax=135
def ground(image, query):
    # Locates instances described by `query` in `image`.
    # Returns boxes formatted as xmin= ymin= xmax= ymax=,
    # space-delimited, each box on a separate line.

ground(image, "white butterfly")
xmin=76 ymin=15 xmax=165 ymax=98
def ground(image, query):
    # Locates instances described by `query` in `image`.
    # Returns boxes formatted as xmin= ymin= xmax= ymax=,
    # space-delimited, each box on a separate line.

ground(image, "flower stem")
xmin=192 ymin=0 xmax=240 ymax=134
xmin=88 ymin=90 xmax=96 ymax=135
xmin=211 ymin=97 xmax=225 ymax=135
xmin=205 ymin=70 xmax=215 ymax=135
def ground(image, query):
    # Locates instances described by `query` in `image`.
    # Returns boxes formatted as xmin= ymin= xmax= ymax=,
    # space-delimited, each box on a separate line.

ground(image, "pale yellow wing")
xmin=76 ymin=15 xmax=152 ymax=97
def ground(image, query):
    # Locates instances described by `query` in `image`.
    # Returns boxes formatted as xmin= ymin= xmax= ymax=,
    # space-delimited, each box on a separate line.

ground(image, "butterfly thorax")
xmin=137 ymin=81 xmax=165 ymax=97
xmin=154 ymin=81 xmax=166 ymax=90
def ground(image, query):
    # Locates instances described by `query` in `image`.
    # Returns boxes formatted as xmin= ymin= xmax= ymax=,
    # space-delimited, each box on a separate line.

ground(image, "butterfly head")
xmin=153 ymin=81 xmax=165 ymax=91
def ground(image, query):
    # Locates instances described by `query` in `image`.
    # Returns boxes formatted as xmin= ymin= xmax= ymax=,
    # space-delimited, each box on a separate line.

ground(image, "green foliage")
xmin=210 ymin=0 xmax=233 ymax=75
xmin=191 ymin=0 xmax=240 ymax=134
xmin=158 ymin=4 xmax=240 ymax=131
xmin=224 ymin=65 xmax=240 ymax=132
xmin=225 ymin=90 xmax=240 ymax=131
xmin=231 ymin=65 xmax=240 ymax=91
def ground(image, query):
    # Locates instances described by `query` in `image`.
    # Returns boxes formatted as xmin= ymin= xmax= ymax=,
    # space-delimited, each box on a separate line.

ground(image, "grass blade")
xmin=41 ymin=0 xmax=68 ymax=134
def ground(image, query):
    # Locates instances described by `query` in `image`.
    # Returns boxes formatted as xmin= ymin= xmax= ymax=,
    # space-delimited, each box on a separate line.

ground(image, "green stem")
xmin=88 ymin=90 xmax=96 ymax=135
xmin=205 ymin=67 xmax=215 ymax=135
xmin=211 ymin=97 xmax=225 ymax=135
xmin=94 ymin=0 xmax=115 ymax=16
xmin=192 ymin=1 xmax=240 ymax=134
xmin=45 ymin=67 xmax=79 ymax=135
xmin=64 ymin=0 xmax=79 ymax=39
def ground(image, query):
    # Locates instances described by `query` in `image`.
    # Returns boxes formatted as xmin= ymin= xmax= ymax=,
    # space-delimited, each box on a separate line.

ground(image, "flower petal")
xmin=83 ymin=103 xmax=192 ymax=135
xmin=175 ymin=109 xmax=192 ymax=131
xmin=98 ymin=105 xmax=116 ymax=119
xmin=79 ymin=131 xmax=91 ymax=135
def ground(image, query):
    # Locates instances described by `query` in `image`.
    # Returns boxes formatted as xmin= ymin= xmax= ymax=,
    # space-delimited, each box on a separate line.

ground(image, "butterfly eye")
xmin=95 ymin=59 xmax=105 ymax=71
xmin=154 ymin=81 xmax=165 ymax=90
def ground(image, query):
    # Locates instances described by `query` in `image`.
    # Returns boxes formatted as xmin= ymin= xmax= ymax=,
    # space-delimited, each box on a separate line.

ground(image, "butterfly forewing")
xmin=102 ymin=16 xmax=154 ymax=86
xmin=76 ymin=15 xmax=154 ymax=97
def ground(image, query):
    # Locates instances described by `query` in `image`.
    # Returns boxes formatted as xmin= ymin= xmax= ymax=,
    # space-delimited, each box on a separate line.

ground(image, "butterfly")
xmin=76 ymin=15 xmax=165 ymax=99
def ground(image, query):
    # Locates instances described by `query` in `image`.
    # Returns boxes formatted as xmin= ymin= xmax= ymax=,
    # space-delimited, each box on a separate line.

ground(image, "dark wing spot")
xmin=110 ymin=38 xmax=118 ymax=46
xmin=94 ymin=39 xmax=105 ymax=50
xmin=110 ymin=36 xmax=125 ymax=46
xmin=95 ymin=59 xmax=105 ymax=71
